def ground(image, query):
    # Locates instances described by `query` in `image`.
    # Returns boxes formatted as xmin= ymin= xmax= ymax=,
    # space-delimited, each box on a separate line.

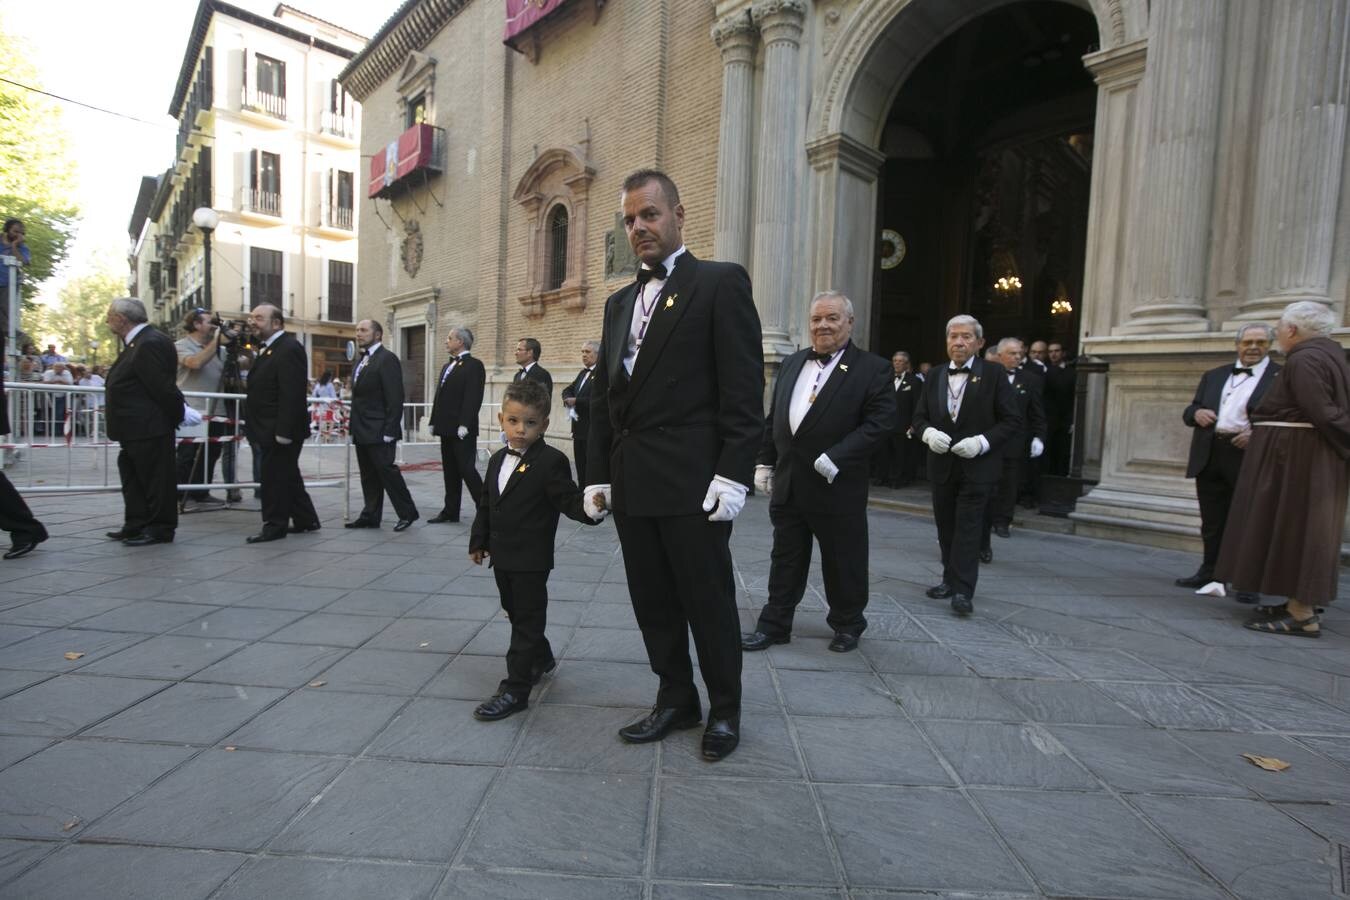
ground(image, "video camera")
xmin=210 ymin=314 xmax=248 ymax=345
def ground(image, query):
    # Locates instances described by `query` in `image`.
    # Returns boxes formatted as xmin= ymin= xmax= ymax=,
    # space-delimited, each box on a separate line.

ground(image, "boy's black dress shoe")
xmin=4 ymin=540 xmax=41 ymax=560
xmin=473 ymin=692 xmax=528 ymax=721
xmin=124 ymin=533 xmax=173 ymax=546
xmin=741 ymin=631 xmax=789 ymax=652
xmin=106 ymin=529 xmax=138 ymax=540
xmin=828 ymin=632 xmax=859 ymax=653
xmin=246 ymin=530 xmax=286 ymax=544
xmin=618 ymin=706 xmax=701 ymax=743
xmin=427 ymin=512 xmax=459 ymax=524
xmin=1174 ymin=570 xmax=1213 ymax=588
xmin=926 ymin=582 xmax=955 ymax=599
xmin=950 ymin=594 xmax=974 ymax=616
xmin=701 ymin=719 xmax=739 ymax=761
xmin=393 ymin=517 xmax=417 ymax=532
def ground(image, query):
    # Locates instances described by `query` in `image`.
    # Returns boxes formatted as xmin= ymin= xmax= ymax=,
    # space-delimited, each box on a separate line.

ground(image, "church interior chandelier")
xmin=991 ymin=248 xmax=1022 ymax=296
xmin=994 ymin=275 xmax=1023 ymax=293
xmin=1050 ymin=297 xmax=1073 ymax=315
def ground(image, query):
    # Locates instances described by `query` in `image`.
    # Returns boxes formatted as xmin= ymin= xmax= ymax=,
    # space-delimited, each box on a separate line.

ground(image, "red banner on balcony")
xmin=504 ymin=0 xmax=568 ymax=47
xmin=367 ymin=123 xmax=438 ymax=198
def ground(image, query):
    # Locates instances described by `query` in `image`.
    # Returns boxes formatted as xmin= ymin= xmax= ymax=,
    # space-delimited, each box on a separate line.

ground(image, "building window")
xmin=250 ymin=247 xmax=283 ymax=308
xmin=547 ymin=204 xmax=568 ymax=291
xmin=325 ymin=170 xmax=354 ymax=229
xmin=247 ymin=150 xmax=281 ymax=216
xmin=324 ymin=79 xmax=355 ymax=138
xmin=256 ymin=54 xmax=285 ymax=96
xmin=328 ymin=260 xmax=353 ymax=322
xmin=406 ymin=92 xmax=427 ymax=127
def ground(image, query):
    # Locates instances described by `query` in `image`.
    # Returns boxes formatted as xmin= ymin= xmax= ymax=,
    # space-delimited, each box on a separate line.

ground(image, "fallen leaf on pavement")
xmin=1242 ymin=753 xmax=1290 ymax=772
xmin=308 ymin=680 xmax=326 ymax=688
xmin=418 ymin=642 xmax=430 ymax=648
xmin=62 ymin=818 xmax=79 ymax=831
xmin=63 ymin=652 xmax=84 ymax=660
xmin=223 ymin=746 xmax=237 ymax=751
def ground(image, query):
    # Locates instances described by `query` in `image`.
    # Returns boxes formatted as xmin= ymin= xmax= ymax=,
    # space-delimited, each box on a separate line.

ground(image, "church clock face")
xmin=879 ymin=229 xmax=906 ymax=269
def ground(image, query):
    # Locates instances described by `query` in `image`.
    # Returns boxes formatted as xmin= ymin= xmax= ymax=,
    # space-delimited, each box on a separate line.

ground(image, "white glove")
xmin=182 ymin=404 xmax=203 ymax=426
xmin=382 ymin=435 xmax=395 ymax=443
xmin=583 ymin=484 xmax=610 ymax=520
xmin=1030 ymin=437 xmax=1044 ymax=458
xmin=276 ymin=435 xmax=293 ymax=445
xmin=813 ymin=453 xmax=839 ymax=484
xmin=702 ymin=476 xmax=747 ymax=522
xmin=456 ymin=426 xmax=468 ymax=439
xmin=951 ymin=437 xmax=983 ymax=459
xmin=753 ymin=464 xmax=773 ymax=495
xmin=922 ymin=428 xmax=952 ymax=454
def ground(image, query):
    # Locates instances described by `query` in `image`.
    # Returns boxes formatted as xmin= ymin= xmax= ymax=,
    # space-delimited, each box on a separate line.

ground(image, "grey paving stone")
xmin=1134 ymin=795 xmax=1335 ymax=900
xmin=324 ymin=589 xmax=430 ymax=617
xmin=438 ymin=870 xmax=641 ymax=900
xmin=777 ymin=670 xmax=904 ymax=718
xmin=272 ymin=758 xmax=494 ymax=861
xmin=214 ymin=856 xmax=442 ymax=900
xmin=881 ymin=674 xmax=1023 ymax=722
xmin=1041 ymin=647 xmax=1174 ymax=682
xmin=1195 ymin=683 xmax=1350 ymax=734
xmin=224 ymin=689 xmax=404 ymax=755
xmin=1274 ymin=801 xmax=1350 ymax=846
xmin=0 ymin=628 xmax=146 ymax=672
xmin=0 ymin=740 xmax=192 ymax=837
xmin=267 ymin=612 xmax=395 ymax=647
xmin=1295 ymin=734 xmax=1350 ymax=768
xmin=314 ymin=648 xmax=445 ymax=695
xmin=651 ymin=886 xmax=842 ymax=900
xmin=856 ymin=639 xmax=970 ymax=675
xmin=78 ymin=634 xmax=247 ymax=679
xmin=367 ymin=697 xmax=523 ymax=764
xmin=792 ymin=715 xmax=952 ymax=785
xmin=189 ymin=641 xmax=350 ymax=687
xmin=85 ymin=681 xmax=286 ymax=744
xmin=653 ymin=777 xmax=834 ymax=885
xmin=4 ymin=569 xmax=122 ymax=595
xmin=660 ymin=712 xmax=803 ymax=779
xmin=513 ymin=705 xmax=656 ymax=774
xmin=0 ymin=674 xmax=169 ymax=736
xmin=465 ymin=621 xmax=575 ymax=658
xmin=0 ymin=670 xmax=50 ymax=700
xmin=579 ymin=601 xmax=638 ymax=628
xmin=86 ymin=749 xmax=346 ymax=851
xmin=921 ymin=721 xmax=1100 ymax=789
xmin=0 ymin=844 xmax=245 ymax=900
xmin=169 ymin=606 xmax=305 ymax=640
xmin=0 ymin=593 xmax=132 ymax=628
xmin=1169 ymin=731 xmax=1350 ymax=802
xmin=1094 ymin=682 xmax=1263 ymax=731
xmin=0 ymin=625 xmax=45 ymax=649
xmin=854 ymin=612 xmax=934 ymax=642
xmin=1048 ymin=725 xmax=1251 ymax=796
xmin=464 ymin=769 xmax=650 ymax=876
xmin=235 ymin=585 xmax=347 ymax=611
xmin=818 ymin=783 xmax=1030 ymax=892
xmin=420 ymin=653 xmax=513 ymax=700
xmin=0 ymin=839 xmax=54 ymax=888
xmin=760 ymin=638 xmax=870 ymax=672
xmin=973 ymin=789 xmax=1227 ymax=899
xmin=537 ymin=660 xmax=658 ymax=708
xmin=0 ymin=736 xmax=49 ymax=770
xmin=947 ymin=641 xmax=1074 ymax=678
xmin=912 ymin=615 xmax=1021 ymax=644
xmin=364 ymin=618 xmax=480 ymax=655
xmin=564 ymin=627 xmax=652 ymax=664
xmin=991 ymin=679 xmax=1145 ymax=725
xmin=72 ymin=600 xmax=219 ymax=634
xmin=162 ymin=579 xmax=268 ymax=606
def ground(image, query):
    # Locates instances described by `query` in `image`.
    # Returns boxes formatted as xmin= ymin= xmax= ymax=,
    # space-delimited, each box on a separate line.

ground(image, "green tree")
xmin=33 ymin=264 xmax=125 ymax=365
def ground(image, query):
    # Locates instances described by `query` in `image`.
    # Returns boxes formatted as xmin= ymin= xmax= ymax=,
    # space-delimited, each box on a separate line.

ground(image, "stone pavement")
xmin=1 ymin=450 xmax=1349 ymax=899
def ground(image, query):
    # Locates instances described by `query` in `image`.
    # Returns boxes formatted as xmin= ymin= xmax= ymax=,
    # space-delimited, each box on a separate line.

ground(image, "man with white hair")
xmin=1216 ymin=302 xmax=1350 ymax=637
xmin=561 ymin=340 xmax=601 ymax=485
xmin=428 ymin=325 xmax=485 ymax=524
xmin=981 ymin=337 xmax=1046 ymax=558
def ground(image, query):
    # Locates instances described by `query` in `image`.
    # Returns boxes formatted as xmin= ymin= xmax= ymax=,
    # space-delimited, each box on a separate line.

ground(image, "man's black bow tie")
xmin=948 ymin=367 xmax=970 ymax=377
xmin=806 ymin=349 xmax=837 ymax=362
xmin=636 ymin=264 xmax=668 ymax=285
xmin=1233 ymin=366 xmax=1254 ymax=376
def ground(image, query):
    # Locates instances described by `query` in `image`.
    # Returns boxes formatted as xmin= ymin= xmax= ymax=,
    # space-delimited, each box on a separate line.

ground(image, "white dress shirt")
xmin=123 ymin=323 xmax=149 ymax=346
xmin=946 ymin=360 xmax=974 ymax=419
xmin=441 ymin=352 xmax=468 ymax=385
xmin=497 ymin=449 xmax=525 ymax=495
xmin=624 ymin=245 xmax=687 ymax=374
xmin=1216 ymin=356 xmax=1269 ymax=434
xmin=354 ymin=341 xmax=381 ymax=381
xmin=788 ymin=348 xmax=844 ymax=434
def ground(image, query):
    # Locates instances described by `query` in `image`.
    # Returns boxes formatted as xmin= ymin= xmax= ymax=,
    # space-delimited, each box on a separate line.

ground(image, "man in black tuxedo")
xmin=0 ymin=332 xmax=47 ymax=559
xmin=587 ymin=169 xmax=764 ymax=761
xmin=1043 ymin=342 xmax=1076 ymax=475
xmin=982 ymin=338 xmax=1047 ymax=557
xmin=347 ymin=319 xmax=419 ymax=531
xmin=243 ymin=304 xmax=320 ymax=543
xmin=912 ymin=315 xmax=1021 ymax=615
xmin=878 ymin=350 xmax=921 ymax=487
xmin=103 ymin=298 xmax=182 ymax=546
xmin=428 ymin=325 xmax=485 ymax=524
xmin=513 ymin=337 xmax=552 ymax=394
xmin=742 ymin=292 xmax=893 ymax=654
xmin=1176 ymin=324 xmax=1280 ymax=594
xmin=560 ymin=340 xmax=599 ymax=484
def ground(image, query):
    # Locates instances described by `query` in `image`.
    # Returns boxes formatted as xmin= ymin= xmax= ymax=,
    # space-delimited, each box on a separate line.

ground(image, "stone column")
xmin=1120 ymin=0 xmax=1228 ymax=333
xmin=712 ymin=13 xmax=757 ymax=268
xmin=750 ymin=0 xmax=807 ymax=362
xmin=1240 ymin=0 xmax=1350 ymax=319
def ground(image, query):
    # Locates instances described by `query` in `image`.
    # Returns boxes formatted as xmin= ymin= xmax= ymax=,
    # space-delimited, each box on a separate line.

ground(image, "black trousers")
xmin=495 ymin=568 xmax=552 ymax=697
xmin=0 ymin=472 xmax=46 ymax=545
xmin=756 ymin=502 xmax=870 ymax=639
xmin=175 ymin=421 xmax=229 ymax=500
xmin=613 ymin=511 xmax=742 ymax=722
xmin=572 ymin=435 xmax=588 ymax=487
xmin=983 ymin=452 xmax=1024 ymax=546
xmin=118 ymin=435 xmax=178 ymax=539
xmin=1047 ymin=427 xmax=1072 ymax=476
xmin=355 ymin=441 xmax=418 ymax=523
xmin=438 ymin=435 xmax=483 ymax=519
xmin=1195 ymin=437 xmax=1244 ymax=572
xmin=258 ymin=439 xmax=319 ymax=533
xmin=888 ymin=432 xmax=918 ymax=485
xmin=932 ymin=472 xmax=995 ymax=598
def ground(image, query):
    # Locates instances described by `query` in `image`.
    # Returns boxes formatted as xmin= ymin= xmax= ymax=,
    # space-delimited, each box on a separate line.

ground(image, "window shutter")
xmin=277 ymin=60 xmax=286 ymax=99
xmin=248 ymin=149 xmax=257 ymax=191
xmin=242 ymin=47 xmax=249 ymax=93
xmin=322 ymin=169 xmax=332 ymax=225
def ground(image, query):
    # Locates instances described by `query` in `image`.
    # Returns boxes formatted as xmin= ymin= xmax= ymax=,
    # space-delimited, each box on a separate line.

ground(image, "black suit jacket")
xmin=759 ymin=343 xmax=894 ymax=511
xmin=1002 ymin=368 xmax=1048 ymax=457
xmin=429 ymin=353 xmax=485 ymax=437
xmin=469 ymin=440 xmax=594 ymax=571
xmin=589 ymin=250 xmax=764 ymax=514
xmin=1044 ymin=364 xmax=1077 ymax=430
xmin=560 ymin=367 xmax=595 ymax=437
xmin=245 ymin=332 xmax=310 ymax=446
xmin=349 ymin=346 xmax=405 ymax=446
xmin=912 ymin=358 xmax=1022 ymax=484
xmin=105 ymin=326 xmax=182 ymax=442
xmin=1183 ymin=360 xmax=1281 ymax=478
xmin=514 ymin=363 xmax=552 ymax=395
xmin=891 ymin=371 xmax=921 ymax=434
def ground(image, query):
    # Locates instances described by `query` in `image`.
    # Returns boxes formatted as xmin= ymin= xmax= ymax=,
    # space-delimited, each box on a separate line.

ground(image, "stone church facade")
xmin=340 ymin=0 xmax=1350 ymax=551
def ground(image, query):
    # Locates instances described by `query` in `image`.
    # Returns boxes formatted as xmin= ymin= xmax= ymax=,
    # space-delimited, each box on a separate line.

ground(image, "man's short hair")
xmin=996 ymin=336 xmax=1024 ymax=353
xmin=946 ymin=314 xmax=983 ymax=340
xmin=253 ymin=304 xmax=285 ymax=328
xmin=503 ymin=379 xmax=550 ymax=416
xmin=182 ymin=308 xmax=208 ymax=334
xmin=892 ymin=351 xmax=910 ymax=361
xmin=520 ymin=337 xmax=541 ymax=361
xmin=1280 ymin=301 xmax=1336 ymax=337
xmin=110 ymin=298 xmax=148 ymax=324
xmin=367 ymin=319 xmax=383 ymax=339
xmin=451 ymin=326 xmax=474 ymax=351
xmin=3 ymin=218 xmax=21 ymax=231
xmin=810 ymin=290 xmax=854 ymax=319
xmin=621 ymin=169 xmax=681 ymax=208
xmin=1235 ymin=323 xmax=1275 ymax=343
xmin=583 ymin=340 xmax=601 ymax=353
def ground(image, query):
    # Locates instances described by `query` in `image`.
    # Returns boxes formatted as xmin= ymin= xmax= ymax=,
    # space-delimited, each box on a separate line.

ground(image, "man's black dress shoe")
xmin=1174 ymin=571 xmax=1213 ymax=588
xmin=246 ymin=530 xmax=286 ymax=544
xmin=124 ymin=533 xmax=172 ymax=546
xmin=701 ymin=719 xmax=739 ymax=761
xmin=741 ymin=631 xmax=789 ymax=652
xmin=473 ymin=692 xmax=528 ymax=721
xmin=993 ymin=524 xmax=1011 ymax=539
xmin=344 ymin=519 xmax=377 ymax=529
xmin=979 ymin=547 xmax=993 ymax=564
xmin=1234 ymin=592 xmax=1260 ymax=604
xmin=4 ymin=540 xmax=41 ymax=560
xmin=926 ymin=582 xmax=955 ymax=599
xmin=950 ymin=594 xmax=974 ymax=616
xmin=828 ymin=632 xmax=859 ymax=653
xmin=530 ymin=658 xmax=557 ymax=685
xmin=427 ymin=512 xmax=459 ymax=524
xmin=106 ymin=529 xmax=138 ymax=541
xmin=287 ymin=522 xmax=321 ymax=534
xmin=618 ymin=706 xmax=701 ymax=744
xmin=392 ymin=518 xmax=417 ymax=532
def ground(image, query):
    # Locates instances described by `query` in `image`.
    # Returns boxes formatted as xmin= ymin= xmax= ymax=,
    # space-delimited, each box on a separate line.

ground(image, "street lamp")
xmin=192 ymin=207 xmax=220 ymax=313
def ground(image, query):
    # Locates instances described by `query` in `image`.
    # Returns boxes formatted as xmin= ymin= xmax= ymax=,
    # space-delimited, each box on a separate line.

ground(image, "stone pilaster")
xmin=712 ymin=14 xmax=757 ymax=268
xmin=750 ymin=0 xmax=807 ymax=362
xmin=1119 ymin=0 xmax=1228 ymax=333
xmin=1239 ymin=0 xmax=1350 ymax=319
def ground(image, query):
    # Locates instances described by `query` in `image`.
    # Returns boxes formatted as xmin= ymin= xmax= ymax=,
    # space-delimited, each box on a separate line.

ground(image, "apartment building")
xmin=128 ymin=1 xmax=366 ymax=380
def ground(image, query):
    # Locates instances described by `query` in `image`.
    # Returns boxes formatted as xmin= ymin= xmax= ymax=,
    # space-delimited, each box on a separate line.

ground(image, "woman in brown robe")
xmin=1216 ymin=301 xmax=1350 ymax=637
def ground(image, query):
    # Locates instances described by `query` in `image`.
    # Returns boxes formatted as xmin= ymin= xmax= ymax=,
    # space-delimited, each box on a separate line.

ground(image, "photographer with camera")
xmin=176 ymin=308 xmax=242 ymax=507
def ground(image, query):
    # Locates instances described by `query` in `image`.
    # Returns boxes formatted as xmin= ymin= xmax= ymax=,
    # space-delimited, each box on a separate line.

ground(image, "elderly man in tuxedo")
xmin=742 ymin=292 xmax=894 ymax=654
xmin=428 ymin=325 xmax=485 ymax=524
xmin=346 ymin=319 xmax=419 ymax=532
xmin=586 ymin=169 xmax=764 ymax=761
xmin=913 ymin=315 xmax=1021 ymax=615
xmin=561 ymin=340 xmax=600 ymax=485
xmin=982 ymin=337 xmax=1047 ymax=558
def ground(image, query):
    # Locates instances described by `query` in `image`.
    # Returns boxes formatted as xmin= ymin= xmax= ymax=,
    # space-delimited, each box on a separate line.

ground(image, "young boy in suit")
xmin=469 ymin=380 xmax=596 ymax=720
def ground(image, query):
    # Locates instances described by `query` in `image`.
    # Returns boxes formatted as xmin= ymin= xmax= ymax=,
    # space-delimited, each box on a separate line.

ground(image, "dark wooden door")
xmin=401 ymin=324 xmax=425 ymax=433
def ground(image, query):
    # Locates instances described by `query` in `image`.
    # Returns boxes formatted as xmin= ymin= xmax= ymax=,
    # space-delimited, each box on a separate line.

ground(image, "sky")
xmin=10 ymin=0 xmax=396 ymax=304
